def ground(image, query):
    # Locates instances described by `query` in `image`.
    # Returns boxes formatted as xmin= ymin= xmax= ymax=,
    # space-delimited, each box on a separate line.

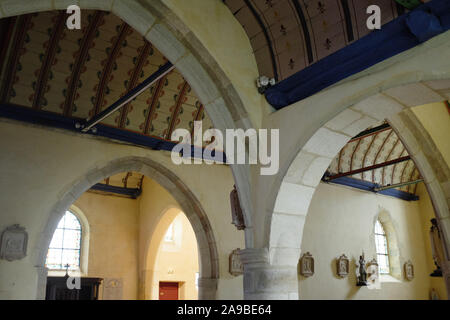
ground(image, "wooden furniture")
xmin=46 ymin=276 xmax=103 ymax=300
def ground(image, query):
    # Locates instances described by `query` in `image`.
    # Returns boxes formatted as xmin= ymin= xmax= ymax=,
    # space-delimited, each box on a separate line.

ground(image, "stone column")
xmin=441 ymin=261 xmax=450 ymax=300
xmin=35 ymin=266 xmax=48 ymax=300
xmin=197 ymin=277 xmax=218 ymax=300
xmin=240 ymin=248 xmax=298 ymax=300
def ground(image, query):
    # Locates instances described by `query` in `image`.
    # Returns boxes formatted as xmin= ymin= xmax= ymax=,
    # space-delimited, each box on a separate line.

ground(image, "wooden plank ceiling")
xmin=0 ymin=10 xmax=213 ymax=142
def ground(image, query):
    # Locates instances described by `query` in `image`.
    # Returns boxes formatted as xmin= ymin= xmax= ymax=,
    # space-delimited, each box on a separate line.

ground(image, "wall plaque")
xmin=229 ymin=249 xmax=243 ymax=276
xmin=404 ymin=260 xmax=414 ymax=281
xmin=336 ymin=254 xmax=349 ymax=278
xmin=0 ymin=224 xmax=28 ymax=261
xmin=300 ymin=252 xmax=314 ymax=277
xmin=103 ymin=278 xmax=123 ymax=300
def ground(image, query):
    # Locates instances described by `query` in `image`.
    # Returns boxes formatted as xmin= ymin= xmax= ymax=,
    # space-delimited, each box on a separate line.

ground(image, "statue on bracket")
xmin=230 ymin=185 xmax=245 ymax=230
xmin=366 ymin=258 xmax=380 ymax=288
xmin=336 ymin=254 xmax=349 ymax=278
xmin=429 ymin=218 xmax=444 ymax=277
xmin=229 ymin=248 xmax=243 ymax=276
xmin=0 ymin=224 xmax=28 ymax=261
xmin=356 ymin=252 xmax=368 ymax=286
xmin=404 ymin=260 xmax=414 ymax=281
xmin=300 ymin=252 xmax=314 ymax=277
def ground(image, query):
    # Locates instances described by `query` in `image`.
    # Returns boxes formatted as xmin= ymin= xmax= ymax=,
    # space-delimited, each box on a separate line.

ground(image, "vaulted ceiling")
xmin=0 ymin=10 xmax=213 ymax=142
xmin=224 ymin=0 xmax=407 ymax=81
xmin=326 ymin=123 xmax=421 ymax=197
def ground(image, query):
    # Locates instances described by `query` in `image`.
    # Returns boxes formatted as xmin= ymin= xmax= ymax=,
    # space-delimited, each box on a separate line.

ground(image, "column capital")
xmin=239 ymin=248 xmax=269 ymax=265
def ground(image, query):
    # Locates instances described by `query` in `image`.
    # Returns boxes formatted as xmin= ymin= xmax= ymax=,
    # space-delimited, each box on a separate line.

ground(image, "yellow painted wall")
xmin=152 ymin=212 xmax=199 ymax=300
xmin=139 ymin=176 xmax=244 ymax=300
xmin=0 ymin=120 xmax=244 ymax=299
xmin=300 ymin=182 xmax=435 ymax=300
xmin=72 ymin=192 xmax=139 ymax=300
xmin=412 ymin=102 xmax=450 ymax=165
xmin=416 ymin=183 xmax=448 ymax=300
xmin=138 ymin=178 xmax=200 ymax=300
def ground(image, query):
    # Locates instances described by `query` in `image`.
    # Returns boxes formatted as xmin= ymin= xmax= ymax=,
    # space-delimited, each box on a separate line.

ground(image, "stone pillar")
xmin=197 ymin=278 xmax=218 ymax=300
xmin=35 ymin=266 xmax=48 ymax=300
xmin=442 ymin=261 xmax=450 ymax=300
xmin=240 ymin=248 xmax=298 ymax=300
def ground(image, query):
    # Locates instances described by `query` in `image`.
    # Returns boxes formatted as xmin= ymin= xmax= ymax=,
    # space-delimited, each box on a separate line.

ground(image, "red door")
xmin=159 ymin=282 xmax=179 ymax=300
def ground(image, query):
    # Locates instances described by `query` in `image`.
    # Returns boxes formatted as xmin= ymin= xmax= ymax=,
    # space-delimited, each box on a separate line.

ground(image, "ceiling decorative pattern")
xmin=327 ymin=123 xmax=421 ymax=195
xmin=0 ymin=10 xmax=213 ymax=142
xmin=224 ymin=0 xmax=405 ymax=81
xmin=101 ymin=171 xmax=144 ymax=189
xmin=88 ymin=171 xmax=144 ymax=198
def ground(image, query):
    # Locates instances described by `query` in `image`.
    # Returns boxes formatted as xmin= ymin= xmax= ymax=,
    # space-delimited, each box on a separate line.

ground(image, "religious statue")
xmin=230 ymin=185 xmax=245 ymax=230
xmin=356 ymin=252 xmax=368 ymax=286
xmin=429 ymin=218 xmax=445 ymax=277
xmin=404 ymin=260 xmax=414 ymax=281
xmin=336 ymin=254 xmax=349 ymax=278
xmin=229 ymin=249 xmax=244 ymax=276
xmin=300 ymin=252 xmax=314 ymax=277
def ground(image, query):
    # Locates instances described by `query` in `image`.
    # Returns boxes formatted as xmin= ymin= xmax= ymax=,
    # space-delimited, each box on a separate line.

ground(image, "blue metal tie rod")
xmin=80 ymin=61 xmax=174 ymax=133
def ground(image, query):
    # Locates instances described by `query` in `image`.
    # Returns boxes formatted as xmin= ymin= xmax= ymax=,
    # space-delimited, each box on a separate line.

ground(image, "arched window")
xmin=45 ymin=210 xmax=82 ymax=270
xmin=374 ymin=220 xmax=390 ymax=274
xmin=164 ymin=222 xmax=175 ymax=242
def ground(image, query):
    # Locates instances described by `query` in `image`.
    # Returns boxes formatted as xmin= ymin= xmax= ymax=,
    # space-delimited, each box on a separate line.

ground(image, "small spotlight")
xmin=256 ymin=75 xmax=276 ymax=94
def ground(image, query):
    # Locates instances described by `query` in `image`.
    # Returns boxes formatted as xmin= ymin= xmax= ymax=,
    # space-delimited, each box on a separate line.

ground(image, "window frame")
xmin=45 ymin=210 xmax=83 ymax=271
xmin=164 ymin=222 xmax=175 ymax=242
xmin=374 ymin=219 xmax=390 ymax=275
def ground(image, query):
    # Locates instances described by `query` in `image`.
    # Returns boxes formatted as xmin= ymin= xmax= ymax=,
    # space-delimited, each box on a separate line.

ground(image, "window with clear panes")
xmin=45 ymin=211 xmax=82 ymax=270
xmin=374 ymin=220 xmax=390 ymax=274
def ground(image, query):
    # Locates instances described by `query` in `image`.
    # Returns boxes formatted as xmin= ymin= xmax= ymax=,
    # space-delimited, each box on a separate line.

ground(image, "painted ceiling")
xmin=100 ymin=171 xmax=144 ymax=190
xmin=223 ymin=0 xmax=410 ymax=81
xmin=327 ymin=123 xmax=421 ymax=195
xmin=0 ymin=10 xmax=213 ymax=142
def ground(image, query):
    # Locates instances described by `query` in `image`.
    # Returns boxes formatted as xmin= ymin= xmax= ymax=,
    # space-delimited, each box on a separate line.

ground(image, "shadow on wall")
xmin=345 ymin=258 xmax=359 ymax=300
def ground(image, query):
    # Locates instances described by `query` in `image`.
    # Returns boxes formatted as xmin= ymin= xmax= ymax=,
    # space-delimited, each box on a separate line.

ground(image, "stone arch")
xmin=0 ymin=0 xmax=254 ymax=247
xmin=263 ymin=82 xmax=450 ymax=298
xmin=243 ymin=31 xmax=450 ymax=299
xmin=34 ymin=156 xmax=219 ymax=300
xmin=144 ymin=207 xmax=198 ymax=300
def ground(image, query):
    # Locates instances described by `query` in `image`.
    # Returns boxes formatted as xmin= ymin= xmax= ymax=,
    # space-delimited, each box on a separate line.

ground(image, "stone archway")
xmin=0 ymin=0 xmax=255 ymax=248
xmin=143 ymin=207 xmax=199 ymax=300
xmin=244 ymin=30 xmax=450 ymax=299
xmin=256 ymin=85 xmax=450 ymax=300
xmin=34 ymin=156 xmax=220 ymax=300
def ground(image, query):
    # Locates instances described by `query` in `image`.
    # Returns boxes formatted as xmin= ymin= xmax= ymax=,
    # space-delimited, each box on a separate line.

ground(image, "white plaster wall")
xmin=300 ymin=182 xmax=432 ymax=300
xmin=0 ymin=119 xmax=244 ymax=299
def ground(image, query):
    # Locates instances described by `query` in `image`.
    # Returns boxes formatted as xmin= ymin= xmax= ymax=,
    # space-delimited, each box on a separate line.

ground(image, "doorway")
xmin=159 ymin=282 xmax=179 ymax=300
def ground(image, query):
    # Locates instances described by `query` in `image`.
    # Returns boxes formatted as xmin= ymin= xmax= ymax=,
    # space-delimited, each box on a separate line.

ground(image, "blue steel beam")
xmin=80 ymin=61 xmax=175 ymax=133
xmin=90 ymin=183 xmax=142 ymax=199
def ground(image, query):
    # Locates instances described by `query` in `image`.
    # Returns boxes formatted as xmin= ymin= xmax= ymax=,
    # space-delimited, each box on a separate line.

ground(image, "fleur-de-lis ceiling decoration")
xmin=288 ymin=58 xmax=295 ymax=70
xmin=325 ymin=38 xmax=332 ymax=50
xmin=280 ymin=24 xmax=287 ymax=36
xmin=317 ymin=1 xmax=326 ymax=14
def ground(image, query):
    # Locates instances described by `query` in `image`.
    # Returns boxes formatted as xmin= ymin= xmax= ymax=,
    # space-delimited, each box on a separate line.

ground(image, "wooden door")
xmin=159 ymin=282 xmax=179 ymax=300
